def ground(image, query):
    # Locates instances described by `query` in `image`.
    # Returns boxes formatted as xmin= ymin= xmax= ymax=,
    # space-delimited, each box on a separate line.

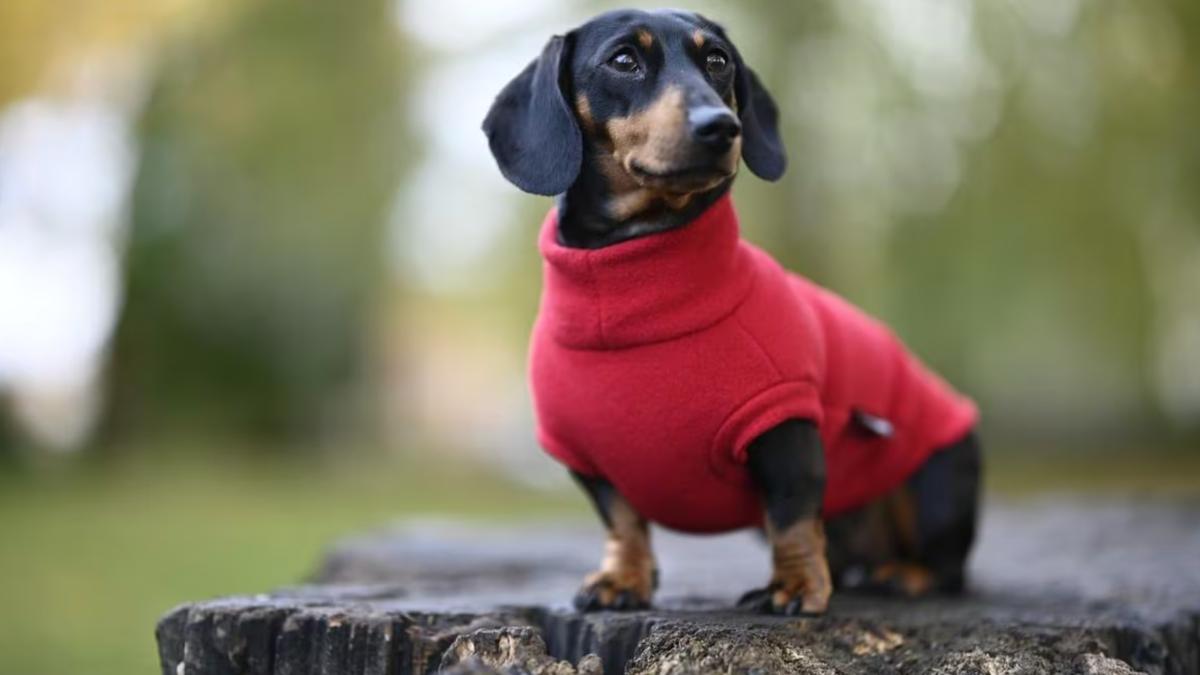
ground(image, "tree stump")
xmin=157 ymin=498 xmax=1200 ymax=674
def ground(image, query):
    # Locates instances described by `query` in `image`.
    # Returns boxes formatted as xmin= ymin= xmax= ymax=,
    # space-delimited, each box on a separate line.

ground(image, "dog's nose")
xmin=689 ymin=106 xmax=741 ymax=150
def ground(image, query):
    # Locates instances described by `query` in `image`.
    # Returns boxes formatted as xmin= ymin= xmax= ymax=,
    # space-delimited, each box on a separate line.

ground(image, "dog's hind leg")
xmin=570 ymin=471 xmax=658 ymax=611
xmin=828 ymin=431 xmax=982 ymax=596
xmin=903 ymin=430 xmax=981 ymax=593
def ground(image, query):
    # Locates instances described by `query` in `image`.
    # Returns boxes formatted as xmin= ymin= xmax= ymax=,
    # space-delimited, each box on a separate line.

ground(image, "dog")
xmin=483 ymin=9 xmax=981 ymax=616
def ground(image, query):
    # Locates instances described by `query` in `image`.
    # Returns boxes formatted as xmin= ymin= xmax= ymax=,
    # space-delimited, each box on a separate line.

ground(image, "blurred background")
xmin=1 ymin=0 xmax=1197 ymax=672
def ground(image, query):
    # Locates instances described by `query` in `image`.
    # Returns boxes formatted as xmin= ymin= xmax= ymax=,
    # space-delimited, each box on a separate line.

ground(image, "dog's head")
xmin=483 ymin=10 xmax=785 ymax=217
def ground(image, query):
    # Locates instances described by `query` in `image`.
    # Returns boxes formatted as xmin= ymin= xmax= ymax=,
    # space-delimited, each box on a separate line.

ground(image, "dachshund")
xmin=483 ymin=8 xmax=981 ymax=616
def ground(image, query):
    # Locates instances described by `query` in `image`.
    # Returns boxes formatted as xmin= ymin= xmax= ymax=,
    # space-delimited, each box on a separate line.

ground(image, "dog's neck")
xmin=555 ymin=155 xmax=734 ymax=249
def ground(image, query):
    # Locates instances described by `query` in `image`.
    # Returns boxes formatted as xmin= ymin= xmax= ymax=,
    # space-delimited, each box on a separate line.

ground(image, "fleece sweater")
xmin=530 ymin=194 xmax=978 ymax=534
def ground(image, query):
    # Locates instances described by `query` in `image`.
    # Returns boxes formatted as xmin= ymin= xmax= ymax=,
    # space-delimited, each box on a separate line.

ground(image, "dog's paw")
xmin=736 ymin=581 xmax=829 ymax=617
xmin=845 ymin=562 xmax=935 ymax=598
xmin=573 ymin=569 xmax=655 ymax=612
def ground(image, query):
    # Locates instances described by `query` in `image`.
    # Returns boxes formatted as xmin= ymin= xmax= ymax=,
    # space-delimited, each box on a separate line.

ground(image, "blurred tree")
xmin=883 ymin=0 xmax=1197 ymax=442
xmin=104 ymin=0 xmax=412 ymax=444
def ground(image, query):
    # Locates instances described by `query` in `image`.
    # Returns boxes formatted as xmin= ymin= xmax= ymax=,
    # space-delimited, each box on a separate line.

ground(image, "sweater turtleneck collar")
xmin=537 ymin=194 xmax=756 ymax=349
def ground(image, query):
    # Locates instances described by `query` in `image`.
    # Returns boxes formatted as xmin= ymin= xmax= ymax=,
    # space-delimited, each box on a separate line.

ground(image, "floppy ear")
xmin=733 ymin=59 xmax=787 ymax=181
xmin=482 ymin=35 xmax=581 ymax=195
xmin=694 ymin=14 xmax=786 ymax=182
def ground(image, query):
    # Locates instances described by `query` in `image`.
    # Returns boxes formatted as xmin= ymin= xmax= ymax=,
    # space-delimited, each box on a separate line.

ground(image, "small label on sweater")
xmin=853 ymin=409 xmax=894 ymax=438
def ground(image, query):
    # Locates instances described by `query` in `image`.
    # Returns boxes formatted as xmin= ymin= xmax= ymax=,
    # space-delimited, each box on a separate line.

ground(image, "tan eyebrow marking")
xmin=693 ymin=30 xmax=706 ymax=48
xmin=637 ymin=29 xmax=654 ymax=48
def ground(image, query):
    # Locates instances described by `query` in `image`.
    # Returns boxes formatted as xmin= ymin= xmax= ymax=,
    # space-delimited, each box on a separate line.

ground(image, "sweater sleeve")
xmin=713 ymin=379 xmax=825 ymax=466
xmin=711 ymin=261 xmax=828 ymax=467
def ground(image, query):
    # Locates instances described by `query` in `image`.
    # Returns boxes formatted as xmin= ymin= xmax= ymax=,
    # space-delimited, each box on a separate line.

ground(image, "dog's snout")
xmin=689 ymin=106 xmax=741 ymax=150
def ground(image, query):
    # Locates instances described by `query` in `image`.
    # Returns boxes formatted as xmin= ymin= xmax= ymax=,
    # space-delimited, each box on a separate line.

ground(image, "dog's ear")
xmin=482 ymin=34 xmax=581 ymax=196
xmin=697 ymin=16 xmax=786 ymax=182
xmin=734 ymin=62 xmax=786 ymax=181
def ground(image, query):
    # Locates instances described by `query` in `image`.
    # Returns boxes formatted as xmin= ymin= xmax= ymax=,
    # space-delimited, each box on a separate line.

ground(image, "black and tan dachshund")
xmin=483 ymin=9 xmax=981 ymax=616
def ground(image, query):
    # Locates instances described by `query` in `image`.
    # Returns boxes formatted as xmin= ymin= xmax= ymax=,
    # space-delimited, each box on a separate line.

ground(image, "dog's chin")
xmin=627 ymin=160 xmax=735 ymax=195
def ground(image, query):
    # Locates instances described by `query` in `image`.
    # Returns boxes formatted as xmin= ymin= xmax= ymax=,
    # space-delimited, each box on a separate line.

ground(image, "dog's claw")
xmin=613 ymin=590 xmax=642 ymax=611
xmin=573 ymin=587 xmax=608 ymax=612
xmin=736 ymin=585 xmax=776 ymax=612
xmin=737 ymin=584 xmax=826 ymax=616
xmin=610 ymin=592 xmax=627 ymax=611
xmin=782 ymin=598 xmax=827 ymax=617
xmin=573 ymin=579 xmax=651 ymax=612
xmin=572 ymin=589 xmax=594 ymax=612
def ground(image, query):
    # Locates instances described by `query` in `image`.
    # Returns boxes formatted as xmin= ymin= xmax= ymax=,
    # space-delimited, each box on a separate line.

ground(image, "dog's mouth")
xmin=628 ymin=161 xmax=734 ymax=192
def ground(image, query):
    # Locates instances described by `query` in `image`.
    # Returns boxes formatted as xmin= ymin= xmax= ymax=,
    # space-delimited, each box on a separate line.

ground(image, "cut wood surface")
xmin=157 ymin=498 xmax=1200 ymax=675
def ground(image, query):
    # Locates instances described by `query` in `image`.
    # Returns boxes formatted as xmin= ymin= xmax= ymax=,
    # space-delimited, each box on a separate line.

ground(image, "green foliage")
xmin=107 ymin=0 xmax=410 ymax=441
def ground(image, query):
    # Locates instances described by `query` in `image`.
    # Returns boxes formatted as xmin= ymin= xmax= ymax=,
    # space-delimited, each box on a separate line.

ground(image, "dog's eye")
xmin=607 ymin=48 xmax=640 ymax=73
xmin=706 ymin=50 xmax=730 ymax=75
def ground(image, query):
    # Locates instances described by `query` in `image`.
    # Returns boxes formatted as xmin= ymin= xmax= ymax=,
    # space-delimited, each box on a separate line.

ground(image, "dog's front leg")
xmin=570 ymin=471 xmax=657 ymax=611
xmin=738 ymin=419 xmax=832 ymax=615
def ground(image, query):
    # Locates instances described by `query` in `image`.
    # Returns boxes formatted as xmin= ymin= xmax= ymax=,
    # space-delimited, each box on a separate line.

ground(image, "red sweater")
xmin=530 ymin=195 xmax=977 ymax=533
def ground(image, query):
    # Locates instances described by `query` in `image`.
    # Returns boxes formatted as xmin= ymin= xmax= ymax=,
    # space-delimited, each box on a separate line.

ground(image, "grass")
xmin=1 ymin=442 xmax=1196 ymax=675
xmin=0 ymin=447 xmax=582 ymax=675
